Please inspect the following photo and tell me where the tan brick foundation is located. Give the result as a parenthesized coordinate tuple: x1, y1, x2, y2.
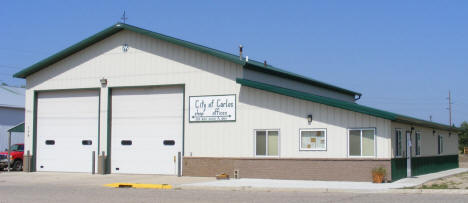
(183, 157, 392, 182)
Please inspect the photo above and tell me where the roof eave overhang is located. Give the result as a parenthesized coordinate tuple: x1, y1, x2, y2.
(236, 78, 394, 120)
(8, 122, 24, 133)
(13, 25, 123, 78)
(394, 116, 460, 132)
(13, 23, 360, 100)
(243, 62, 362, 98)
(236, 78, 458, 132)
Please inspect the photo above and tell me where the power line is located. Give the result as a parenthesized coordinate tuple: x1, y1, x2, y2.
(447, 91, 453, 126)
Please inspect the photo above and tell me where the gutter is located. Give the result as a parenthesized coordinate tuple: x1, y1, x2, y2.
(354, 94, 362, 101)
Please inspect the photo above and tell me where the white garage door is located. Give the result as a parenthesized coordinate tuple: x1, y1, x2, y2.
(111, 86, 183, 174)
(36, 90, 99, 172)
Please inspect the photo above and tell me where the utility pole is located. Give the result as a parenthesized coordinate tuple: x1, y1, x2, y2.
(447, 91, 452, 126)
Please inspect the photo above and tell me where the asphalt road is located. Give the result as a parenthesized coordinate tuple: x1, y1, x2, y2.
(0, 172, 468, 203)
(1, 183, 468, 203)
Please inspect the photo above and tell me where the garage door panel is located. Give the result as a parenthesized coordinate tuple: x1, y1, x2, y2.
(36, 90, 99, 173)
(111, 86, 182, 175)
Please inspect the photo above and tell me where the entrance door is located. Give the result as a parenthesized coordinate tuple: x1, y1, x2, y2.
(110, 86, 183, 174)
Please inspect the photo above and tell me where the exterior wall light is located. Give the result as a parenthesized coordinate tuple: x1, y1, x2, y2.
(307, 114, 313, 123)
(433, 129, 436, 136)
(100, 78, 107, 86)
(122, 43, 129, 52)
(411, 126, 415, 131)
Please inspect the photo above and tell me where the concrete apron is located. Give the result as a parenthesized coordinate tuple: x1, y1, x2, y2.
(1, 168, 467, 194)
(0, 172, 215, 187)
(179, 168, 468, 193)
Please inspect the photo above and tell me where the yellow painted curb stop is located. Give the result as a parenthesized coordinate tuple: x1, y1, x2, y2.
(104, 183, 173, 189)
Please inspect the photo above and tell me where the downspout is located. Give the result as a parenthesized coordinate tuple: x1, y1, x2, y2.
(407, 126, 415, 177)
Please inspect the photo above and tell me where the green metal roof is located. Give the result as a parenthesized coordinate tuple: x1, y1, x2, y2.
(243, 61, 361, 96)
(8, 123, 24, 133)
(13, 23, 360, 97)
(13, 23, 456, 131)
(236, 78, 459, 132)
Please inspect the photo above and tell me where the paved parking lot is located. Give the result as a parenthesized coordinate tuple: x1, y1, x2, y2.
(0, 171, 213, 186)
(1, 172, 468, 203)
(1, 184, 468, 203)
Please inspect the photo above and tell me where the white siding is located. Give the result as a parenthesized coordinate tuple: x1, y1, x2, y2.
(0, 107, 25, 151)
(390, 122, 458, 157)
(25, 30, 242, 158)
(24, 30, 392, 160)
(225, 87, 392, 158)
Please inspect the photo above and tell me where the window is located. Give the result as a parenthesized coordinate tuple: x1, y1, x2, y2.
(163, 140, 175, 145)
(348, 128, 375, 157)
(395, 129, 402, 157)
(255, 130, 279, 156)
(415, 132, 421, 156)
(121, 140, 132, 146)
(438, 135, 443, 154)
(300, 129, 327, 151)
(82, 140, 92, 145)
(45, 140, 55, 145)
(11, 144, 23, 152)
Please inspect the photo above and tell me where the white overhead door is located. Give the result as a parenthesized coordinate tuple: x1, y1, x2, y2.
(111, 86, 183, 174)
(36, 90, 99, 172)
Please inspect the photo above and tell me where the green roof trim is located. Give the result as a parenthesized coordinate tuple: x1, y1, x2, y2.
(237, 78, 396, 120)
(13, 25, 121, 78)
(244, 61, 361, 97)
(394, 115, 458, 132)
(8, 123, 24, 133)
(236, 78, 459, 132)
(13, 23, 360, 97)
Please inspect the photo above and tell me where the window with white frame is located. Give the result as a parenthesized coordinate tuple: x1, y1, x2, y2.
(255, 130, 279, 156)
(300, 129, 327, 151)
(395, 129, 402, 157)
(438, 134, 444, 154)
(415, 132, 421, 156)
(348, 128, 376, 157)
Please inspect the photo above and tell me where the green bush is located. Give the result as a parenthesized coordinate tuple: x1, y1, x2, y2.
(372, 166, 387, 176)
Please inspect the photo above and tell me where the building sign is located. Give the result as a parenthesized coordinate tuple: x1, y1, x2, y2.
(189, 95, 236, 122)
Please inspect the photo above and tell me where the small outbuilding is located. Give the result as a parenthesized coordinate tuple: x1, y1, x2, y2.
(14, 24, 459, 181)
(0, 85, 25, 151)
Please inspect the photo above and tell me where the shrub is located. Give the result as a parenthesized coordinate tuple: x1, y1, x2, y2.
(372, 167, 387, 176)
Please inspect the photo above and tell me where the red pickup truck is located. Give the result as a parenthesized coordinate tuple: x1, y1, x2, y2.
(0, 143, 24, 171)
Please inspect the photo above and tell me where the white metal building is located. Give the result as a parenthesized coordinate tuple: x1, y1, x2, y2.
(14, 24, 459, 181)
(0, 85, 25, 151)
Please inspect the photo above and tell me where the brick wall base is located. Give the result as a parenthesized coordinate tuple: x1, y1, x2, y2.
(183, 157, 392, 182)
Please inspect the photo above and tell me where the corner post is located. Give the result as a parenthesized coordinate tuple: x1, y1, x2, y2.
(406, 131, 412, 177)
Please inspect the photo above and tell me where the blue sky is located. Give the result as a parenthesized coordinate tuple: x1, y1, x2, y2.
(1, 1, 467, 126)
